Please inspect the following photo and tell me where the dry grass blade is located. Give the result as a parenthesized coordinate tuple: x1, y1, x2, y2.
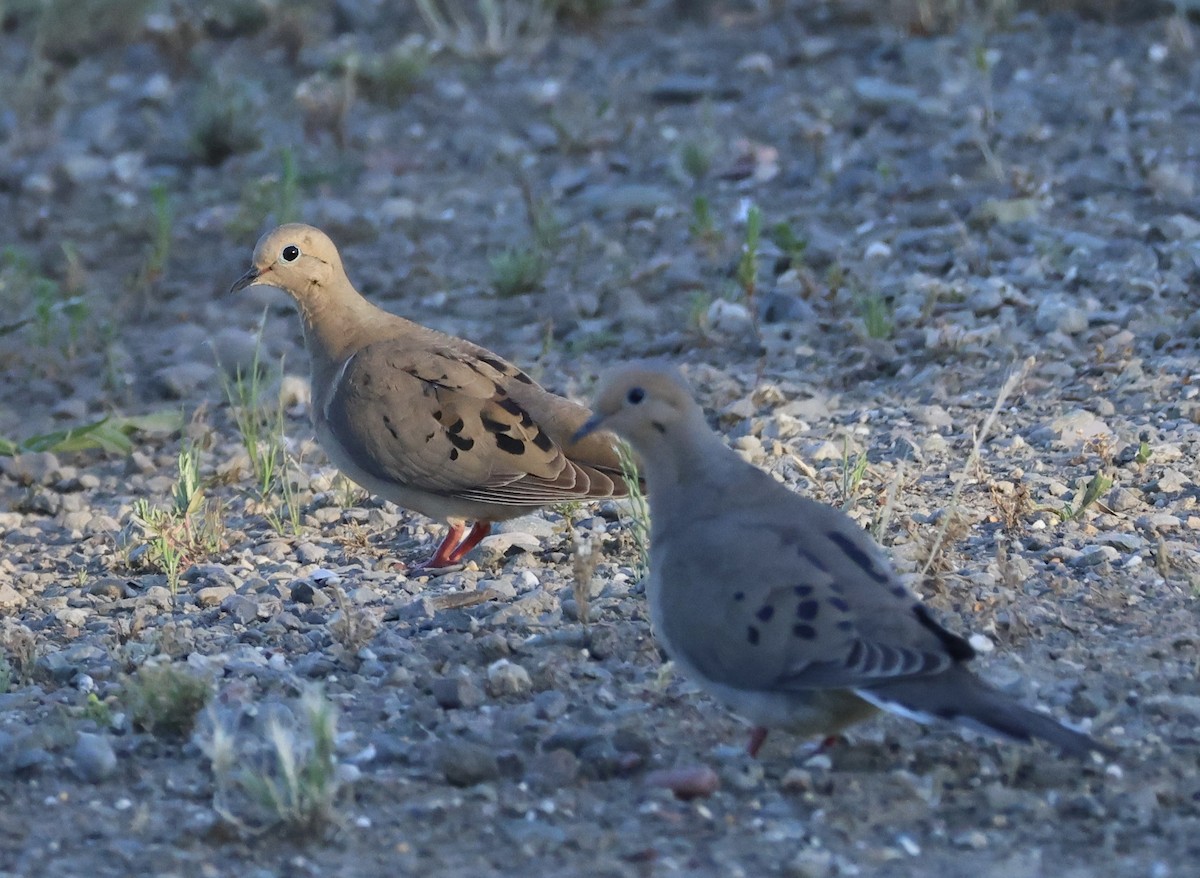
(416, 0, 558, 57)
(921, 356, 1034, 577)
(616, 440, 649, 579)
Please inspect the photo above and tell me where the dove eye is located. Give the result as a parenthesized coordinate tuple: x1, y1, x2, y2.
(627, 387, 645, 405)
(281, 245, 300, 262)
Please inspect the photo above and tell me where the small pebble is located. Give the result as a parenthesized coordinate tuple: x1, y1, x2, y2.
(70, 732, 117, 783)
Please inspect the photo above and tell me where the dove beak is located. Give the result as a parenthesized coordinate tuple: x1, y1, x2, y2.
(571, 414, 607, 445)
(228, 266, 262, 294)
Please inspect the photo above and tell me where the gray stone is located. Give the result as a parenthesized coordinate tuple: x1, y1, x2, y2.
(196, 585, 236, 607)
(139, 585, 175, 610)
(221, 594, 260, 625)
(1070, 545, 1118, 568)
(486, 659, 533, 698)
(1149, 468, 1190, 494)
(184, 564, 239, 589)
(523, 748, 579, 792)
(70, 732, 117, 783)
(1137, 513, 1182, 530)
(431, 675, 485, 710)
(649, 74, 732, 103)
(1033, 295, 1088, 335)
(477, 532, 542, 561)
(208, 326, 261, 376)
(1029, 410, 1110, 449)
(155, 362, 217, 398)
(53, 607, 89, 628)
(579, 184, 673, 218)
(1105, 487, 1142, 513)
(295, 542, 327, 564)
(0, 582, 26, 610)
(0, 452, 62, 486)
(533, 689, 568, 721)
(1094, 533, 1143, 553)
(439, 739, 500, 787)
(61, 154, 109, 185)
(85, 514, 121, 535)
(707, 299, 755, 338)
(496, 514, 556, 539)
(1145, 693, 1200, 721)
(853, 77, 921, 110)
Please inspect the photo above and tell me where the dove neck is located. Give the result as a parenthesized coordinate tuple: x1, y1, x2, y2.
(642, 417, 740, 509)
(297, 288, 395, 395)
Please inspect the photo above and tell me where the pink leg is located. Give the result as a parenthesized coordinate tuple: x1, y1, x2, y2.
(414, 522, 467, 570)
(444, 521, 491, 565)
(747, 729, 840, 760)
(795, 735, 842, 761)
(413, 521, 492, 570)
(747, 726, 769, 758)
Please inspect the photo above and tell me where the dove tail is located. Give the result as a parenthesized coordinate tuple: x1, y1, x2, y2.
(856, 666, 1114, 759)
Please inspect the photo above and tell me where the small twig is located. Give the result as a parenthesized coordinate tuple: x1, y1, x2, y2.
(921, 356, 1034, 577)
(875, 460, 905, 542)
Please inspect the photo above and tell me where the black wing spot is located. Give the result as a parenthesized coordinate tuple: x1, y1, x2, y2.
(756, 605, 775, 623)
(531, 429, 554, 452)
(733, 591, 745, 602)
(846, 640, 864, 668)
(495, 433, 525, 455)
(651, 421, 667, 435)
(432, 410, 443, 422)
(513, 371, 534, 385)
(795, 600, 820, 621)
(827, 597, 851, 613)
(449, 448, 459, 461)
(836, 620, 854, 632)
(447, 432, 475, 452)
(496, 396, 534, 426)
(479, 355, 508, 373)
(424, 432, 435, 442)
(797, 547, 830, 573)
(792, 624, 816, 640)
(747, 626, 760, 645)
(382, 415, 400, 441)
(826, 531, 890, 584)
(891, 585, 909, 598)
(793, 584, 814, 597)
(913, 604, 975, 661)
(481, 415, 508, 433)
(448, 417, 465, 434)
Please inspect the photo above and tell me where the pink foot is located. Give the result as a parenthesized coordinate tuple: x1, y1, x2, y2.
(411, 521, 492, 570)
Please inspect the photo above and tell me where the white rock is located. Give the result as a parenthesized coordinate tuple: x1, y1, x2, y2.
(707, 299, 755, 337)
(486, 659, 532, 697)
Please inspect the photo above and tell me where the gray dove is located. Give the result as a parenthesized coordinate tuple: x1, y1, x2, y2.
(575, 364, 1112, 759)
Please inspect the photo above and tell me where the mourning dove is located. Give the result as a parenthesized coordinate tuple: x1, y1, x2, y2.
(229, 224, 632, 569)
(575, 364, 1112, 759)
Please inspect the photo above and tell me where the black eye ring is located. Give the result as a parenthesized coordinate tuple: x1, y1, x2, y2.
(281, 245, 300, 262)
(627, 387, 645, 404)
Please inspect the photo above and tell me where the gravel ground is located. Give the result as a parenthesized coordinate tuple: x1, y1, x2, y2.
(1, 2, 1199, 876)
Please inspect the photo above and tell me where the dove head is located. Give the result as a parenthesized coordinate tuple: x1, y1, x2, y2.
(229, 224, 349, 307)
(574, 364, 702, 458)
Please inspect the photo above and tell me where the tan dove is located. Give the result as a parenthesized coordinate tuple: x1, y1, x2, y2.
(575, 364, 1112, 759)
(230, 223, 632, 569)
